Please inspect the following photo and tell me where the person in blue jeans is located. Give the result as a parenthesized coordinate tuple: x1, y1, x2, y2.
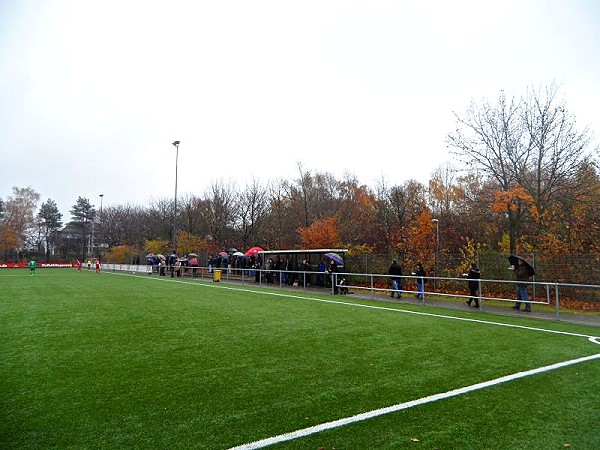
(511, 258, 532, 312)
(414, 263, 426, 300)
(388, 259, 403, 298)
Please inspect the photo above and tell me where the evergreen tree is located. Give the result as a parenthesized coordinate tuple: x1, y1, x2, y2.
(37, 199, 63, 262)
(70, 197, 96, 261)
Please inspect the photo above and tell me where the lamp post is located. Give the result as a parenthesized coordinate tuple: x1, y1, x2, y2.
(432, 218, 439, 289)
(90, 219, 94, 258)
(172, 140, 180, 252)
(98, 194, 103, 258)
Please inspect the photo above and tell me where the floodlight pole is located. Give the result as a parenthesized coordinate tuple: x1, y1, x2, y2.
(98, 194, 103, 258)
(172, 141, 180, 252)
(432, 218, 439, 289)
(90, 219, 94, 258)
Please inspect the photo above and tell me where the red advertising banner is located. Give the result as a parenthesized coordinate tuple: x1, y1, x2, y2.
(0, 262, 76, 269)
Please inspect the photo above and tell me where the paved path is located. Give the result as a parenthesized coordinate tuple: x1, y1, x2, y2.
(375, 293, 600, 328)
(186, 273, 600, 328)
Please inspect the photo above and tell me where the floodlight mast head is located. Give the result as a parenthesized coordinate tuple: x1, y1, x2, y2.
(172, 140, 180, 147)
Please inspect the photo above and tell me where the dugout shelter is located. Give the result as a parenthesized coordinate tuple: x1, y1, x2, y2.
(256, 248, 348, 268)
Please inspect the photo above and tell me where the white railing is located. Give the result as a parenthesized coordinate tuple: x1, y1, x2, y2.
(103, 264, 599, 321)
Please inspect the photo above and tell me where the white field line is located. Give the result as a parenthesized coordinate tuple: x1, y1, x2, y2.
(228, 352, 600, 450)
(106, 271, 600, 448)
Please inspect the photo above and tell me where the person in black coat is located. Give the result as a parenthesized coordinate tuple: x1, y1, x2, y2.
(388, 259, 403, 298)
(414, 263, 426, 300)
(328, 259, 339, 294)
(465, 263, 481, 307)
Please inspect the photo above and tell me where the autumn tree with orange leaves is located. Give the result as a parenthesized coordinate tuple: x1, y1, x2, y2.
(176, 230, 210, 256)
(490, 185, 538, 254)
(0, 224, 18, 260)
(297, 216, 341, 249)
(404, 209, 437, 273)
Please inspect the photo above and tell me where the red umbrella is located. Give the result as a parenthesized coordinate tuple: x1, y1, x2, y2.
(244, 246, 264, 257)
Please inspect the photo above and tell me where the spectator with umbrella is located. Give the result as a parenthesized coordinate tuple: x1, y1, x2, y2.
(327, 258, 339, 294)
(168, 252, 177, 277)
(244, 246, 264, 257)
(324, 253, 343, 294)
(509, 255, 535, 312)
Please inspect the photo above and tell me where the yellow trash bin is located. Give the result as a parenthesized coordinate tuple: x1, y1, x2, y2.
(213, 269, 222, 282)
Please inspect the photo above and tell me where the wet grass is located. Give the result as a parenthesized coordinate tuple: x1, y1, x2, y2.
(1, 269, 599, 449)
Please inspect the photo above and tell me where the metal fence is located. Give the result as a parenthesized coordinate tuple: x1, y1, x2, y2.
(104, 263, 600, 321)
(344, 252, 600, 287)
(146, 251, 600, 289)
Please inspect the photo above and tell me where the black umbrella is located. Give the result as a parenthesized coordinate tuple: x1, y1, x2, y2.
(508, 255, 535, 276)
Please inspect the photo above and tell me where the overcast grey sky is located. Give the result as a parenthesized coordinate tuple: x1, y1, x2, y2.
(1, 0, 599, 221)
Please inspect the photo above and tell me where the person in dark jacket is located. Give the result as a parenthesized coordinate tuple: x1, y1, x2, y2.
(413, 263, 427, 300)
(511, 258, 532, 312)
(328, 259, 339, 294)
(465, 263, 481, 307)
(388, 259, 403, 298)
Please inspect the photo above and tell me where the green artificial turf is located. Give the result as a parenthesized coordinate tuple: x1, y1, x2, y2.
(1, 269, 599, 449)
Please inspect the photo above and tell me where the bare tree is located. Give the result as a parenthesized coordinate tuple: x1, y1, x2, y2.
(371, 178, 427, 253)
(447, 91, 525, 254)
(428, 163, 461, 217)
(98, 206, 123, 248)
(235, 177, 269, 249)
(295, 162, 312, 227)
(178, 194, 209, 237)
(517, 82, 594, 217)
(203, 180, 237, 248)
(449, 84, 596, 254)
(145, 197, 174, 242)
(264, 179, 296, 249)
(291, 164, 342, 227)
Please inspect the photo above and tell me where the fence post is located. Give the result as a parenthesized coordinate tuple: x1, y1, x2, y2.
(532, 253, 536, 301)
(555, 283, 560, 318)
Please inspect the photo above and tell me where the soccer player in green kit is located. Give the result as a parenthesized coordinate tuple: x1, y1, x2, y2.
(29, 259, 36, 276)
